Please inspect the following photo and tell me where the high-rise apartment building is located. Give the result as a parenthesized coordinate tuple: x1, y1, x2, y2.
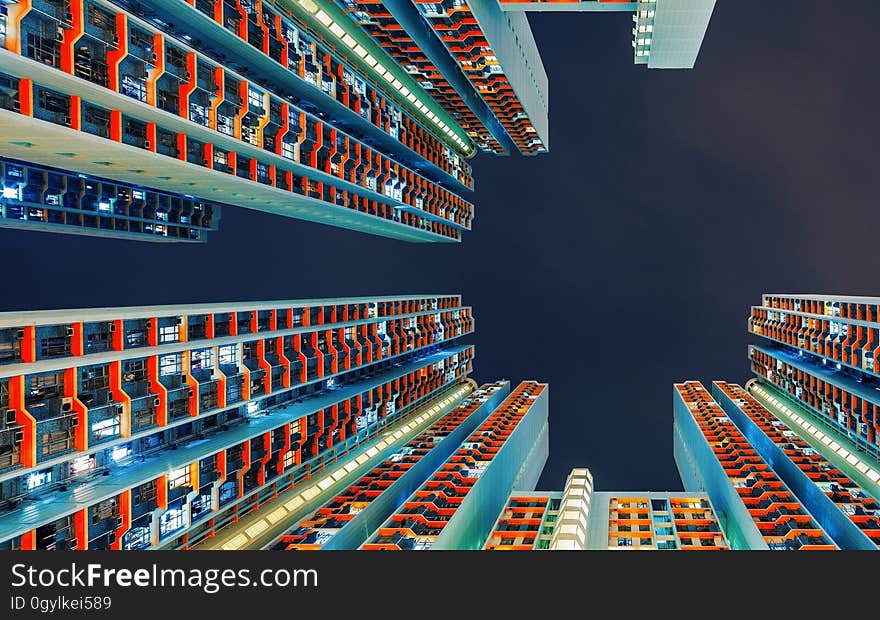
(669, 293, 880, 550)
(0, 0, 715, 241)
(483, 469, 729, 551)
(7, 291, 877, 553)
(0, 295, 475, 550)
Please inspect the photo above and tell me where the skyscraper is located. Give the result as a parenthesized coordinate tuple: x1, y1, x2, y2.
(0, 0, 715, 241)
(0, 295, 475, 550)
(669, 293, 880, 550)
(7, 291, 878, 552)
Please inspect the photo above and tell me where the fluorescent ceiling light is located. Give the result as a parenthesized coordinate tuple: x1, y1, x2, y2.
(315, 9, 332, 25)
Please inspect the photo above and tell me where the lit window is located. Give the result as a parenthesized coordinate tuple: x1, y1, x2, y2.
(159, 325, 179, 343)
(26, 470, 52, 489)
(218, 345, 238, 365)
(91, 417, 119, 439)
(191, 348, 214, 371)
(160, 354, 181, 377)
(159, 508, 185, 536)
(70, 454, 95, 474)
(168, 467, 191, 489)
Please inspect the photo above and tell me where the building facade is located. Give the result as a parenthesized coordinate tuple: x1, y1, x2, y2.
(483, 468, 729, 551)
(0, 0, 715, 241)
(7, 291, 878, 552)
(669, 293, 880, 551)
(0, 294, 475, 550)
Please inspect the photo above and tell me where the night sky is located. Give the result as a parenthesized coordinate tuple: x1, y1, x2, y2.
(1, 3, 877, 492)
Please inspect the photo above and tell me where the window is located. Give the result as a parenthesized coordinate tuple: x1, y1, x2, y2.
(122, 526, 150, 550)
(248, 89, 262, 109)
(26, 470, 52, 489)
(219, 345, 238, 365)
(159, 507, 184, 536)
(282, 450, 295, 469)
(191, 348, 214, 371)
(159, 325, 179, 344)
(91, 417, 119, 439)
(126, 330, 146, 347)
(168, 466, 191, 489)
(651, 499, 668, 512)
(70, 454, 95, 474)
(159, 354, 180, 377)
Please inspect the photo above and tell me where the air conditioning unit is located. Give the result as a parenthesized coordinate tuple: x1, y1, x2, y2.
(114, 516, 124, 529)
(13, 431, 23, 442)
(61, 397, 73, 412)
(143, 140, 151, 149)
(108, 323, 116, 332)
(70, 416, 79, 427)
(4, 409, 15, 425)
(153, 397, 161, 407)
(66, 327, 75, 337)
(146, 320, 153, 328)
(114, 404, 124, 415)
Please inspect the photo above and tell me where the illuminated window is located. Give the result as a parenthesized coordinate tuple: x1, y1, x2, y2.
(26, 470, 52, 489)
(168, 467, 191, 489)
(70, 454, 95, 474)
(191, 348, 214, 371)
(159, 354, 180, 377)
(159, 508, 184, 536)
(159, 325, 179, 343)
(91, 417, 119, 439)
(219, 345, 238, 365)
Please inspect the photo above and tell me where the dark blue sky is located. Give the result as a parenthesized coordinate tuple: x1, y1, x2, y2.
(1, 2, 876, 491)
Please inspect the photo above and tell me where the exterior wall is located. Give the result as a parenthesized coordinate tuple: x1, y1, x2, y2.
(200, 381, 478, 549)
(588, 491, 727, 550)
(548, 468, 592, 549)
(642, 0, 716, 69)
(0, 295, 474, 550)
(341, 0, 511, 153)
(433, 381, 548, 549)
(0, 157, 220, 242)
(483, 491, 560, 549)
(467, 1, 549, 151)
(273, 381, 510, 549)
(0, 0, 475, 241)
(673, 381, 835, 550)
(673, 382, 774, 550)
(361, 381, 548, 549)
(749, 294, 880, 456)
(713, 381, 879, 550)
